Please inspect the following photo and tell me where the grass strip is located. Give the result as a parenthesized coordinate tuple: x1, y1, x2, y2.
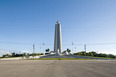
(28, 58, 93, 60)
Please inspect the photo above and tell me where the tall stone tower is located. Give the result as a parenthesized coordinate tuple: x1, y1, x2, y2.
(54, 21, 62, 55)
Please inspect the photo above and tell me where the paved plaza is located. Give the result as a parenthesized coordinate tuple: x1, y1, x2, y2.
(0, 60, 116, 77)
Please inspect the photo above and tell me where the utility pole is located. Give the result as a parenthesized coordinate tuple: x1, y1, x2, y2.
(33, 44, 35, 59)
(43, 43, 45, 55)
(72, 42, 73, 55)
(97, 51, 98, 57)
(75, 47, 76, 53)
(40, 47, 41, 53)
(84, 44, 86, 56)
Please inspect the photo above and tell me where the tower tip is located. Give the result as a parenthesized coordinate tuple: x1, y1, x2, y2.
(56, 21, 60, 23)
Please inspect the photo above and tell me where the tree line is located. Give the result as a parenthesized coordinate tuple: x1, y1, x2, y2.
(74, 51, 116, 58)
(2, 52, 43, 58)
(1, 48, 116, 59)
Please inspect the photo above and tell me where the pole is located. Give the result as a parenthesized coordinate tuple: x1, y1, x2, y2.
(33, 44, 35, 59)
(40, 47, 41, 53)
(72, 42, 73, 55)
(43, 43, 45, 55)
(84, 44, 86, 56)
(75, 47, 76, 53)
(97, 51, 98, 57)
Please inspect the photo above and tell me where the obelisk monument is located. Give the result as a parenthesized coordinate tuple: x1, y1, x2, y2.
(54, 21, 62, 55)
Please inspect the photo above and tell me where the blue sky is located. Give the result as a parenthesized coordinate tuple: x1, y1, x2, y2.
(0, 0, 116, 55)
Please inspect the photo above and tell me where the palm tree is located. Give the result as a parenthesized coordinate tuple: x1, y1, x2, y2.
(46, 48, 50, 53)
(23, 52, 26, 56)
(67, 48, 71, 53)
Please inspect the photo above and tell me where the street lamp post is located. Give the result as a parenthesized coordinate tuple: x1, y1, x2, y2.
(84, 44, 86, 56)
(33, 44, 35, 59)
(75, 47, 76, 54)
(43, 43, 45, 55)
(72, 42, 74, 55)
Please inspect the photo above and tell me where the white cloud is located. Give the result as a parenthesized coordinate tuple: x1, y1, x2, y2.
(20, 50, 32, 53)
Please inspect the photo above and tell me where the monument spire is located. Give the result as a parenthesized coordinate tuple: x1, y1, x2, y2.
(54, 21, 62, 55)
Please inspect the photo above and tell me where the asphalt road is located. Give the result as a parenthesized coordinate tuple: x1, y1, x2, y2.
(0, 60, 116, 77)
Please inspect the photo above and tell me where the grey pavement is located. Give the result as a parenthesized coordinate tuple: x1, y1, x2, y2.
(1, 55, 115, 60)
(0, 60, 116, 77)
